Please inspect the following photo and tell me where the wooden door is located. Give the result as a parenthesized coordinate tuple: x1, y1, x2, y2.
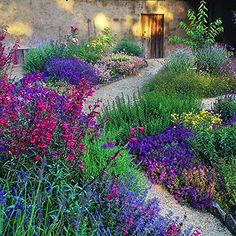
(141, 14, 164, 58)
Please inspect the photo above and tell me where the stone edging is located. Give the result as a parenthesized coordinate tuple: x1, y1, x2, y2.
(209, 203, 236, 235)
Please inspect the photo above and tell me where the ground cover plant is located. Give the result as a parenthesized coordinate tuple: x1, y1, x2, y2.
(44, 57, 98, 85)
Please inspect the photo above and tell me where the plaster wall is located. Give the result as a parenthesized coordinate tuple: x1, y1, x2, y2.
(0, 0, 190, 57)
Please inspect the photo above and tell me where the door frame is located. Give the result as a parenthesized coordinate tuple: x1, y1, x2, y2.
(141, 13, 164, 58)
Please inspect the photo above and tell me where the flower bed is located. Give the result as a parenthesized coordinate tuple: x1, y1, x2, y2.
(0, 30, 200, 235)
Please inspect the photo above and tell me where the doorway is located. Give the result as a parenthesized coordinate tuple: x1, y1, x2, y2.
(141, 14, 164, 58)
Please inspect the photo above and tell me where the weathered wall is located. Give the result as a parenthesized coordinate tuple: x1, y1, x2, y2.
(0, 0, 190, 57)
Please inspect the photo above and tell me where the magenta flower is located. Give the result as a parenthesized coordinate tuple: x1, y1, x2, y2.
(129, 128, 136, 135)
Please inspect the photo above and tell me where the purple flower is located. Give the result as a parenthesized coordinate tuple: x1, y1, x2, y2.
(101, 141, 116, 149)
(128, 124, 218, 208)
(44, 57, 98, 85)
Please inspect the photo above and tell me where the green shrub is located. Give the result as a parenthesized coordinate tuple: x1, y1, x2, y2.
(218, 159, 236, 210)
(81, 131, 145, 183)
(101, 92, 199, 143)
(195, 45, 231, 73)
(23, 42, 70, 74)
(166, 47, 196, 73)
(191, 124, 236, 163)
(169, 0, 224, 49)
(113, 37, 144, 57)
(213, 95, 236, 120)
(144, 68, 231, 98)
(69, 27, 116, 64)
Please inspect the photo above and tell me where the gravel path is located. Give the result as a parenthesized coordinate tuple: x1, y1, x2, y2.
(201, 94, 236, 110)
(147, 185, 231, 236)
(84, 59, 164, 111)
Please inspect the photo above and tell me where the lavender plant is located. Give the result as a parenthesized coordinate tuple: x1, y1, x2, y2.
(44, 57, 98, 85)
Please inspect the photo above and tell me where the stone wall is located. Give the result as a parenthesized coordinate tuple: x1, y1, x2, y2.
(0, 0, 190, 57)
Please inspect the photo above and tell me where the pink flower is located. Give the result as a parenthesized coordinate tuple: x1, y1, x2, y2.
(70, 25, 78, 33)
(113, 190, 119, 198)
(35, 155, 40, 161)
(22, 130, 27, 135)
(78, 163, 85, 170)
(79, 143, 84, 149)
(67, 154, 75, 161)
(62, 122, 69, 130)
(107, 193, 113, 200)
(128, 138, 138, 143)
(171, 224, 178, 234)
(138, 126, 144, 133)
(129, 128, 136, 135)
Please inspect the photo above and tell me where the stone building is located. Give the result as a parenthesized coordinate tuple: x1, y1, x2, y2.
(0, 0, 192, 59)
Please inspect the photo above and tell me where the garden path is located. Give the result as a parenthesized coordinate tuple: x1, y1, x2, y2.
(147, 184, 231, 236)
(84, 59, 165, 111)
(202, 94, 236, 110)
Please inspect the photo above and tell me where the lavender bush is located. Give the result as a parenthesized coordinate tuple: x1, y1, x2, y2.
(44, 57, 98, 85)
(195, 44, 232, 74)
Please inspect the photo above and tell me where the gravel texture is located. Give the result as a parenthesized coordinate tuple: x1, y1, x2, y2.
(147, 184, 232, 236)
(201, 94, 236, 110)
(84, 59, 165, 111)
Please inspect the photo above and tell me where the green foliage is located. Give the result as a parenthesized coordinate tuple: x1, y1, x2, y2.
(213, 95, 236, 120)
(166, 47, 196, 73)
(23, 42, 70, 74)
(81, 132, 145, 183)
(191, 124, 236, 163)
(195, 45, 231, 73)
(110, 53, 131, 62)
(144, 68, 232, 98)
(169, 0, 224, 49)
(113, 37, 144, 57)
(101, 92, 199, 143)
(218, 159, 236, 210)
(69, 27, 116, 64)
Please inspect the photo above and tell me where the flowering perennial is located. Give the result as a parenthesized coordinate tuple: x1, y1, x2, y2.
(128, 125, 220, 208)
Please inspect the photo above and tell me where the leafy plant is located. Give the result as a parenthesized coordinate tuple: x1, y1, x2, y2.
(68, 27, 116, 64)
(218, 159, 236, 211)
(213, 95, 236, 120)
(195, 44, 231, 73)
(166, 47, 196, 73)
(113, 37, 144, 57)
(23, 42, 70, 74)
(169, 0, 224, 49)
(190, 124, 236, 163)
